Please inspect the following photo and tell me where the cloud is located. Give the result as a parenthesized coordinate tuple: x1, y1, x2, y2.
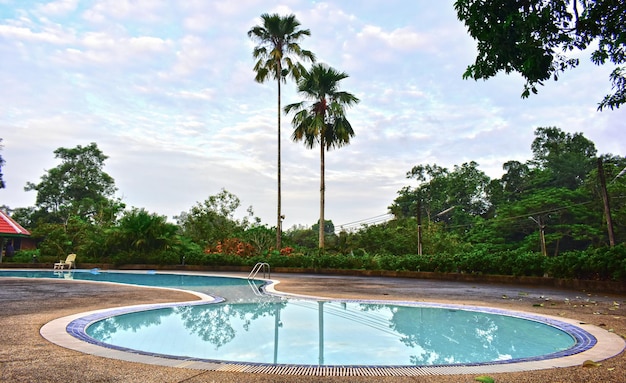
(0, 22, 71, 44)
(356, 25, 432, 56)
(81, 0, 169, 24)
(36, 0, 79, 16)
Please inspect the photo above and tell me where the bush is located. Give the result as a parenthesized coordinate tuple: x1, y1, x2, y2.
(5, 249, 40, 263)
(545, 250, 593, 279)
(589, 245, 626, 280)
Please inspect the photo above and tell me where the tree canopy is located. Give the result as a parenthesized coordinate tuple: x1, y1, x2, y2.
(391, 126, 625, 256)
(24, 143, 118, 223)
(175, 189, 253, 248)
(455, 0, 626, 110)
(3, 132, 625, 281)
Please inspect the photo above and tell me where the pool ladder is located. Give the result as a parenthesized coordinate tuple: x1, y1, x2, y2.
(248, 262, 270, 280)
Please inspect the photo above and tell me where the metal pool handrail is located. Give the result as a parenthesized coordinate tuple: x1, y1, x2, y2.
(248, 262, 270, 280)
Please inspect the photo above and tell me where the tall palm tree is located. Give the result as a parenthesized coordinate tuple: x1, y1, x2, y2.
(248, 14, 315, 250)
(284, 64, 359, 250)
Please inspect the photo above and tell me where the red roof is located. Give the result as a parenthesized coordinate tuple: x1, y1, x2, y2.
(0, 211, 31, 236)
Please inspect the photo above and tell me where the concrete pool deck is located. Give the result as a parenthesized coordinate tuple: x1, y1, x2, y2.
(1, 271, 626, 382)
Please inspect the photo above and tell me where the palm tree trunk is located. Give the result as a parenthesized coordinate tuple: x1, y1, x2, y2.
(319, 139, 325, 250)
(276, 76, 282, 250)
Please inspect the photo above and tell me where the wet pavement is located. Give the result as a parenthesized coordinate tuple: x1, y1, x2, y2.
(0, 270, 624, 382)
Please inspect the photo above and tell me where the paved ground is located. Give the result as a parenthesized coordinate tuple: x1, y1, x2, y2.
(1, 271, 625, 382)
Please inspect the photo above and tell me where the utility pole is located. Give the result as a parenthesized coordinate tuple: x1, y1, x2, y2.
(529, 216, 547, 256)
(416, 198, 422, 256)
(597, 158, 615, 247)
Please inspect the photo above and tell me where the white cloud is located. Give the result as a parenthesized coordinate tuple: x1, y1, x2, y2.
(37, 0, 79, 16)
(357, 25, 432, 54)
(82, 0, 168, 24)
(0, 22, 70, 44)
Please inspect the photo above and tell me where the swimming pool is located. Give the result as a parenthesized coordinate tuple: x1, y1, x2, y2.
(82, 298, 580, 366)
(1, 269, 619, 375)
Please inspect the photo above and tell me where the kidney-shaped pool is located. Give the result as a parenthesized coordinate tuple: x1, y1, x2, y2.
(2, 269, 619, 375)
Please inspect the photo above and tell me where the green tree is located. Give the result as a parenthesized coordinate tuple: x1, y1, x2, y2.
(391, 162, 491, 226)
(312, 219, 335, 236)
(111, 208, 179, 263)
(20, 143, 123, 259)
(499, 160, 533, 202)
(24, 143, 118, 223)
(479, 127, 606, 254)
(490, 186, 600, 255)
(530, 127, 597, 189)
(285, 64, 360, 250)
(455, 0, 626, 110)
(283, 224, 318, 250)
(175, 189, 251, 249)
(248, 13, 316, 250)
(584, 154, 626, 246)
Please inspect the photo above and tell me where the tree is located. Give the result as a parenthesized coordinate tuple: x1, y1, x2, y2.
(24, 143, 118, 224)
(248, 13, 316, 250)
(175, 189, 251, 248)
(392, 162, 490, 224)
(285, 63, 360, 250)
(113, 208, 179, 256)
(455, 0, 626, 110)
(500, 160, 533, 201)
(530, 127, 597, 189)
(312, 219, 335, 237)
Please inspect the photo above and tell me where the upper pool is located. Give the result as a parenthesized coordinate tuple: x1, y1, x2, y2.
(0, 269, 596, 368)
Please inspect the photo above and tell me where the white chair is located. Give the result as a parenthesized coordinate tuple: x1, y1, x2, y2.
(53, 253, 76, 270)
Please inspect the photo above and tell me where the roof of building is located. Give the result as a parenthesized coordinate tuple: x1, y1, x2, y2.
(0, 210, 31, 236)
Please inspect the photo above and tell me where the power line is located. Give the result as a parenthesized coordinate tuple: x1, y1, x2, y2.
(338, 213, 394, 231)
(336, 194, 626, 232)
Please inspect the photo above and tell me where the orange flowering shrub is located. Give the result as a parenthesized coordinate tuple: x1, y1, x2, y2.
(205, 238, 256, 257)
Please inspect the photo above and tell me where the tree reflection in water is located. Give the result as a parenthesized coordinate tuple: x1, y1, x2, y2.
(175, 300, 285, 349)
(88, 307, 175, 342)
(385, 305, 505, 365)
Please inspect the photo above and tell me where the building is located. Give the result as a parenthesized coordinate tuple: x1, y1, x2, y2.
(0, 210, 35, 261)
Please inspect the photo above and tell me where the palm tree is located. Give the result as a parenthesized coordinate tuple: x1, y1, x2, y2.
(248, 14, 315, 250)
(284, 64, 360, 250)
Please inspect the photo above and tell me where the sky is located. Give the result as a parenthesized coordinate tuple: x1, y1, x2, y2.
(1, 0, 624, 231)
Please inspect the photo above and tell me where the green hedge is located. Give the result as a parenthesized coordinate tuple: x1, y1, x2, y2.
(179, 245, 626, 281)
(13, 243, 623, 282)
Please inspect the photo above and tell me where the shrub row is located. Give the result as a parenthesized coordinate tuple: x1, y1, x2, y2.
(187, 244, 626, 281)
(7, 244, 625, 282)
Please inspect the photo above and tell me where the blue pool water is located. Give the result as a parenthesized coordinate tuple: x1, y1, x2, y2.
(0, 269, 264, 301)
(1, 269, 591, 367)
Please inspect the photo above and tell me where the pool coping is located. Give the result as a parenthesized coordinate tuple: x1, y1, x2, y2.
(37, 273, 626, 376)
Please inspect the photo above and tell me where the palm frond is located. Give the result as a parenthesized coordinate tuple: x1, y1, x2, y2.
(285, 63, 359, 151)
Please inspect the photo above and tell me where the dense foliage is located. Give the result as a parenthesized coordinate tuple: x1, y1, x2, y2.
(2, 133, 625, 281)
(455, 0, 626, 110)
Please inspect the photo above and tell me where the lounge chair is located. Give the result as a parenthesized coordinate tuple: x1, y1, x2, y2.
(54, 253, 76, 270)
